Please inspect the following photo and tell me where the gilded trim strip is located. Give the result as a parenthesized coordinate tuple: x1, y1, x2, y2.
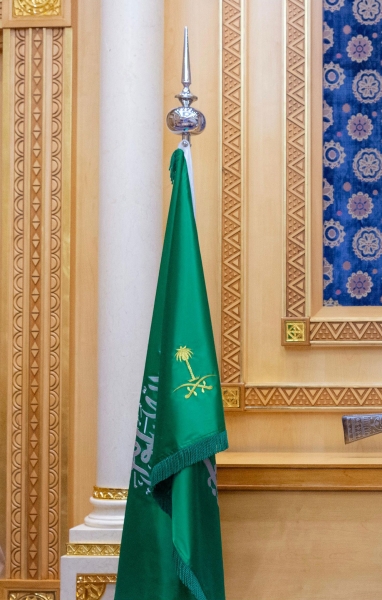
(93, 487, 128, 500)
(66, 544, 120, 556)
(221, 0, 243, 383)
(245, 386, 382, 409)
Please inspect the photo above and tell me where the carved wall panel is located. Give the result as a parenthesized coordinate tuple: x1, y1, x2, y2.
(1, 26, 71, 583)
(221, 0, 243, 384)
(245, 386, 382, 408)
(285, 0, 308, 319)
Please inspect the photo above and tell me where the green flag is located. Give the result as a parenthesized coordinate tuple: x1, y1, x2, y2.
(114, 147, 228, 600)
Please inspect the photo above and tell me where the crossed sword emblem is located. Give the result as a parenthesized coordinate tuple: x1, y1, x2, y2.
(173, 346, 215, 399)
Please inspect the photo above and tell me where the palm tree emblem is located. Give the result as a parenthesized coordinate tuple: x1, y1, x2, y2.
(174, 346, 215, 399)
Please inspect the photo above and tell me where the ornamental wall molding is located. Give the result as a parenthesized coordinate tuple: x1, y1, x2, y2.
(3, 26, 72, 580)
(221, 0, 243, 384)
(285, 0, 307, 319)
(245, 386, 382, 409)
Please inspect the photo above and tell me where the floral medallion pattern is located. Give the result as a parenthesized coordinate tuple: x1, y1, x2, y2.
(352, 226, 382, 259)
(346, 34, 373, 61)
(323, 0, 382, 305)
(352, 69, 382, 101)
(346, 112, 373, 139)
(353, 0, 382, 24)
(347, 191, 374, 218)
(346, 270, 373, 298)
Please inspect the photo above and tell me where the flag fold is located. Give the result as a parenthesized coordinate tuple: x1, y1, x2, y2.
(115, 148, 228, 600)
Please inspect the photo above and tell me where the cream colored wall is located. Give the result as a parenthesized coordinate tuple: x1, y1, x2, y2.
(164, 0, 221, 357)
(220, 490, 382, 600)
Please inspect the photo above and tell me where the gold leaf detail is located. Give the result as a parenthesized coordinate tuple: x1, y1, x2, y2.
(13, 0, 61, 17)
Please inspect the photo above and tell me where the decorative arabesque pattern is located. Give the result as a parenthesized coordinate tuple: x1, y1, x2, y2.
(222, 0, 242, 383)
(286, 0, 307, 317)
(10, 28, 26, 579)
(76, 576, 117, 600)
(246, 386, 382, 407)
(7, 27, 66, 581)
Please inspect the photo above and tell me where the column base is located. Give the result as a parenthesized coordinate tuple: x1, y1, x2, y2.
(84, 496, 126, 528)
(61, 555, 119, 600)
(60, 524, 123, 600)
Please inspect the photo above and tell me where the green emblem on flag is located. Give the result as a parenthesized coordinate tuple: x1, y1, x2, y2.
(114, 148, 228, 600)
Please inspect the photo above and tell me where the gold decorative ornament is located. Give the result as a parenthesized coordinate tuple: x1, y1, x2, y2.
(13, 0, 61, 17)
(222, 387, 241, 409)
(66, 544, 120, 556)
(221, 0, 243, 384)
(8, 594, 55, 600)
(286, 321, 306, 343)
(93, 486, 128, 500)
(76, 575, 117, 600)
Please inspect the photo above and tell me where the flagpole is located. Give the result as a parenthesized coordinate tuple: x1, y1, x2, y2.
(166, 26, 206, 145)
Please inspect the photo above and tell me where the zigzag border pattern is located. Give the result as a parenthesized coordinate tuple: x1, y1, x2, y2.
(221, 0, 242, 383)
(310, 321, 382, 343)
(246, 386, 382, 408)
(286, 0, 306, 317)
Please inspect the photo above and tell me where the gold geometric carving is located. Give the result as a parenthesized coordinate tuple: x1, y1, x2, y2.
(310, 321, 382, 344)
(93, 487, 128, 500)
(285, 0, 307, 318)
(4, 27, 70, 580)
(221, 0, 243, 383)
(67, 544, 120, 556)
(76, 575, 117, 600)
(8, 593, 56, 600)
(13, 0, 61, 17)
(222, 386, 241, 409)
(286, 321, 306, 342)
(246, 387, 382, 408)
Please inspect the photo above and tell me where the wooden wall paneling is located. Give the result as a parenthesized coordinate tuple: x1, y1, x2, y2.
(1, 25, 72, 590)
(69, 0, 100, 530)
(220, 491, 382, 600)
(217, 451, 382, 490)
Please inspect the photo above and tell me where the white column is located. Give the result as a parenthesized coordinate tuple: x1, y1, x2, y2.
(61, 1, 163, 594)
(85, 0, 164, 529)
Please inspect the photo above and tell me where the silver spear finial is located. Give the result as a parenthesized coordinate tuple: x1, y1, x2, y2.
(182, 26, 191, 87)
(166, 27, 206, 143)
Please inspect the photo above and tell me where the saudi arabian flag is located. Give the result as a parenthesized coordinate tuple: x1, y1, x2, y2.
(114, 146, 228, 600)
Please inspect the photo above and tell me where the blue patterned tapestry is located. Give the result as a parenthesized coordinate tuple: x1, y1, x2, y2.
(323, 0, 382, 305)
